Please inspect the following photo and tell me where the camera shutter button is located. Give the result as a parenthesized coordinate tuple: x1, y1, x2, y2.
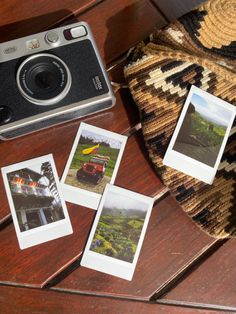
(45, 31, 59, 45)
(70, 26, 87, 38)
(0, 106, 12, 124)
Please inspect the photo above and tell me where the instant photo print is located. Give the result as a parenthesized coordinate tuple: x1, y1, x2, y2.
(61, 123, 127, 209)
(81, 184, 154, 281)
(163, 86, 236, 184)
(1, 154, 73, 249)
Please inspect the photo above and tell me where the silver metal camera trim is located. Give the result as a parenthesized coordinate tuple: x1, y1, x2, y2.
(16, 53, 72, 105)
(0, 22, 116, 140)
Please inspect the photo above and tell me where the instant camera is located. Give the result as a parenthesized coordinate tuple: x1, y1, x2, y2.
(0, 22, 115, 140)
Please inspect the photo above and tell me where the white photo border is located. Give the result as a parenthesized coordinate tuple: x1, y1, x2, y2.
(81, 184, 154, 281)
(163, 85, 236, 184)
(61, 122, 128, 210)
(1, 154, 73, 249)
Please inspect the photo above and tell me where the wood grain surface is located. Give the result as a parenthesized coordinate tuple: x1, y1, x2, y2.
(0, 88, 140, 221)
(162, 240, 236, 311)
(0, 0, 96, 26)
(77, 0, 166, 64)
(0, 206, 94, 287)
(0, 0, 166, 221)
(0, 285, 225, 314)
(115, 131, 164, 196)
(152, 0, 205, 21)
(0, 0, 97, 42)
(0, 131, 164, 287)
(53, 195, 215, 300)
(0, 0, 228, 312)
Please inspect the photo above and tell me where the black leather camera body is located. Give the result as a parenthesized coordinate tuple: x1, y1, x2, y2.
(0, 22, 115, 140)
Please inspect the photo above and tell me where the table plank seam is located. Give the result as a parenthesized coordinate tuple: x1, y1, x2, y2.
(0, 252, 83, 289)
(149, 0, 170, 23)
(150, 239, 227, 301)
(42, 189, 169, 289)
(49, 0, 105, 31)
(48, 238, 221, 301)
(50, 285, 162, 302)
(0, 1, 222, 311)
(156, 299, 236, 313)
(43, 254, 83, 289)
(5, 283, 227, 314)
(0, 127, 167, 288)
(74, 0, 104, 19)
(0, 282, 232, 312)
(0, 122, 165, 227)
(0, 214, 11, 229)
(43, 0, 105, 31)
(0, 281, 39, 289)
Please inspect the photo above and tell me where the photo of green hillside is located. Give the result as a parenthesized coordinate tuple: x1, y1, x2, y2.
(90, 192, 148, 263)
(173, 93, 232, 167)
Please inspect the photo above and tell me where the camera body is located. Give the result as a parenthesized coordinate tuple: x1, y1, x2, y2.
(0, 22, 115, 140)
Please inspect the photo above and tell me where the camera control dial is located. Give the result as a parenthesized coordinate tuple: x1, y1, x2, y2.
(45, 31, 59, 46)
(0, 106, 12, 124)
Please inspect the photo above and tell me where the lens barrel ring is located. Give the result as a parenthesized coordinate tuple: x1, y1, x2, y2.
(16, 53, 72, 105)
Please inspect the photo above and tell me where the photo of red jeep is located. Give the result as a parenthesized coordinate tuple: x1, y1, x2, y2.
(76, 154, 110, 185)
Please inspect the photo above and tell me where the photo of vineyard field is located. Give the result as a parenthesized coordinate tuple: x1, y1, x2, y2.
(173, 93, 232, 167)
(90, 192, 148, 263)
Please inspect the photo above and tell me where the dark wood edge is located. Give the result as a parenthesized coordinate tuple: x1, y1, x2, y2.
(50, 285, 151, 302)
(42, 188, 169, 288)
(47, 239, 234, 313)
(0, 281, 232, 313)
(0, 0, 167, 225)
(0, 150, 221, 298)
(0, 214, 12, 229)
(149, 0, 170, 22)
(0, 283, 227, 313)
(43, 0, 105, 30)
(150, 239, 226, 300)
(0, 122, 163, 227)
(43, 254, 83, 288)
(49, 238, 224, 303)
(156, 299, 236, 313)
(0, 3, 227, 309)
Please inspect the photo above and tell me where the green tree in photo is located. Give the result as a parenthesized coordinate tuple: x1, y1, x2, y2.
(191, 112, 226, 147)
(90, 208, 146, 263)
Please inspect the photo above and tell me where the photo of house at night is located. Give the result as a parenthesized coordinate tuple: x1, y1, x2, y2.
(7, 162, 65, 232)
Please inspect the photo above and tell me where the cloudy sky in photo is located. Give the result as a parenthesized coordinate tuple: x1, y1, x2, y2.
(191, 93, 233, 127)
(103, 190, 148, 212)
(81, 129, 122, 149)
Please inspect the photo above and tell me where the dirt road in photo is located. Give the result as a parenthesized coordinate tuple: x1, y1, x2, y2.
(65, 169, 110, 194)
(173, 142, 220, 167)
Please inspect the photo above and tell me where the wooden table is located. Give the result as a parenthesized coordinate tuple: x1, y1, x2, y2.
(0, 1, 235, 313)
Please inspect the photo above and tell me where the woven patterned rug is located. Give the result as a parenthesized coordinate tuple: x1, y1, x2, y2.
(124, 0, 236, 238)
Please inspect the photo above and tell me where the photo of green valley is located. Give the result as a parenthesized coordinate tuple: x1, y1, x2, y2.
(173, 93, 232, 167)
(90, 191, 148, 263)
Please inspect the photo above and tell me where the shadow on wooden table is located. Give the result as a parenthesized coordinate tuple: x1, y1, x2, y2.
(0, 9, 77, 43)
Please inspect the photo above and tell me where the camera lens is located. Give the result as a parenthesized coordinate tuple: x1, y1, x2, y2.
(34, 70, 56, 89)
(16, 53, 72, 105)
